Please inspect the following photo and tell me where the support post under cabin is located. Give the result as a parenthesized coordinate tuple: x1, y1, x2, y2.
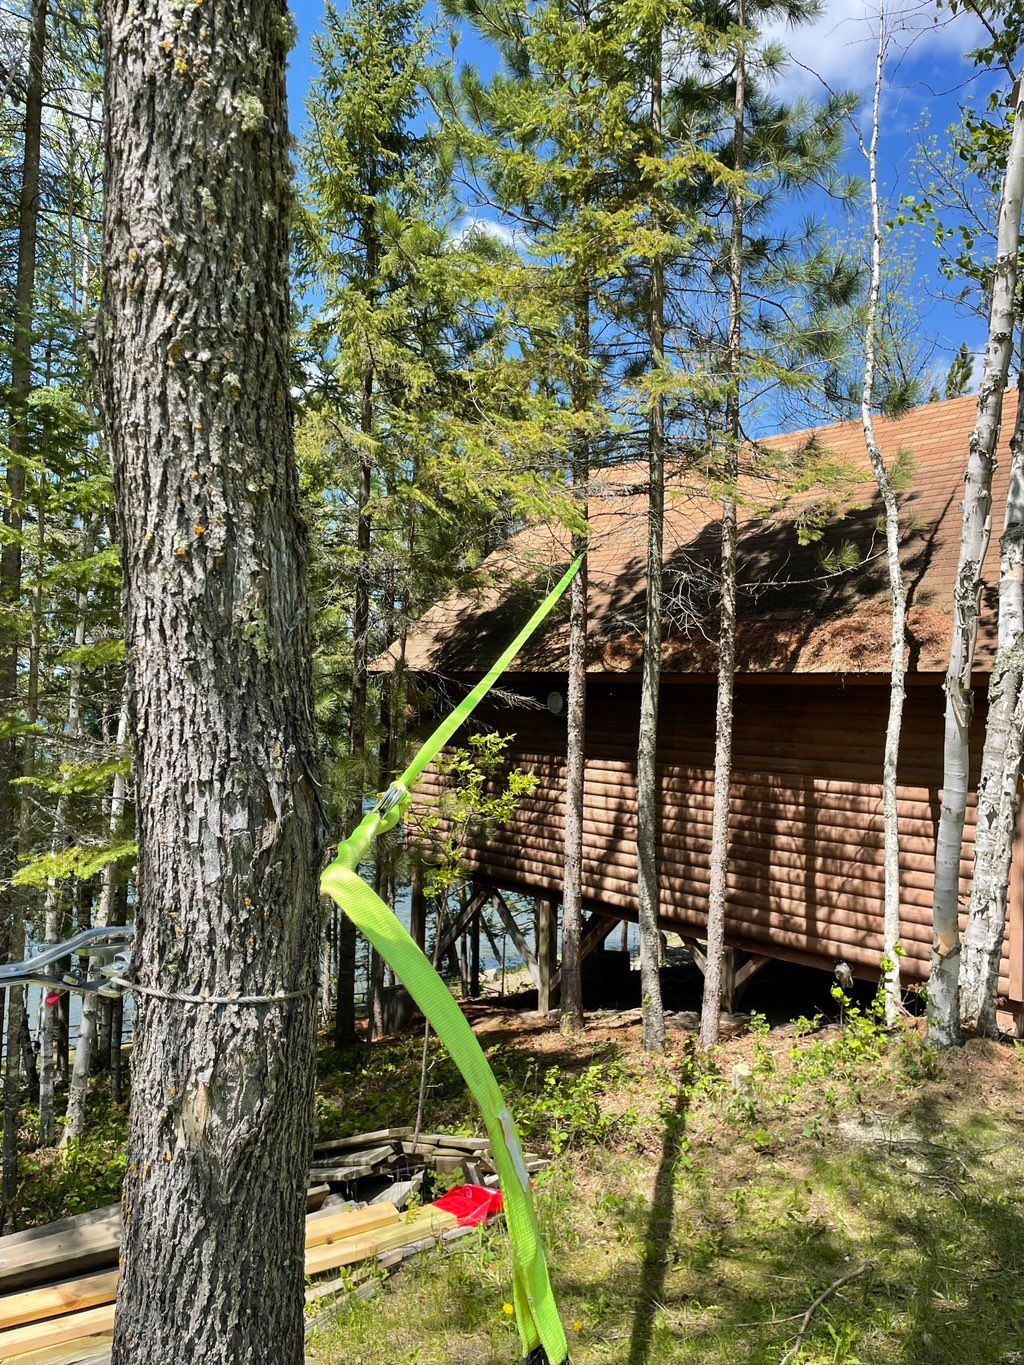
(410, 866, 427, 953)
(469, 913, 481, 999)
(537, 897, 558, 1015)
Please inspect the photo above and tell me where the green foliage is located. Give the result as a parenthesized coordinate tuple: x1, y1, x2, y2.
(411, 730, 538, 896)
(14, 1082, 128, 1228)
(511, 1058, 639, 1154)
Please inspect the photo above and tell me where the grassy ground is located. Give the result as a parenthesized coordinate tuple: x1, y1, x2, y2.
(309, 999, 1024, 1365)
(10, 984, 1024, 1363)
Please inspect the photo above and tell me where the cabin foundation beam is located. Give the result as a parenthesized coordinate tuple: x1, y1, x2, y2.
(536, 898, 558, 1015)
(683, 938, 769, 1014)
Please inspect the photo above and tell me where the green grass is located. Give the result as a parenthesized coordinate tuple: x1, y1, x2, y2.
(309, 1013, 1024, 1365)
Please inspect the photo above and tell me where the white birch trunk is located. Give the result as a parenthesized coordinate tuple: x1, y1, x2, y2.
(860, 10, 906, 1026)
(561, 288, 590, 1030)
(700, 0, 744, 1051)
(929, 74, 1024, 1047)
(636, 38, 667, 1054)
(62, 694, 130, 1145)
(960, 387, 1024, 1034)
(38, 532, 94, 1145)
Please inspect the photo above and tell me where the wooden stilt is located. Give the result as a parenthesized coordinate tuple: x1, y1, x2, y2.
(410, 868, 427, 953)
(721, 947, 736, 1015)
(537, 897, 557, 1015)
(684, 937, 768, 1013)
(469, 913, 481, 999)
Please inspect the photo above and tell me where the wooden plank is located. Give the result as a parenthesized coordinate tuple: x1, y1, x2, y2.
(312, 1129, 411, 1157)
(303, 1204, 399, 1251)
(0, 1206, 119, 1255)
(0, 1270, 118, 1332)
(310, 1144, 394, 1170)
(0, 1304, 115, 1358)
(4, 1332, 112, 1364)
(0, 1204, 400, 1339)
(303, 1206, 458, 1278)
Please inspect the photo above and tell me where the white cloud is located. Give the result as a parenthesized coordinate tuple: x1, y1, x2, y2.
(451, 216, 522, 251)
(761, 0, 985, 102)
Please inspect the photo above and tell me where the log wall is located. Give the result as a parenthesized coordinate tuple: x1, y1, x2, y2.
(414, 676, 1024, 1007)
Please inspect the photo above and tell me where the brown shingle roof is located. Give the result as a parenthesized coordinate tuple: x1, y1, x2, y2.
(387, 391, 1018, 678)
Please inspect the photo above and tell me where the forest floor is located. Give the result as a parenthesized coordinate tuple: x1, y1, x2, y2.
(12, 967, 1024, 1364)
(308, 986, 1024, 1365)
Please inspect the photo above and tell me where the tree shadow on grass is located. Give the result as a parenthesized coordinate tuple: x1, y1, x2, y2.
(627, 1048, 692, 1365)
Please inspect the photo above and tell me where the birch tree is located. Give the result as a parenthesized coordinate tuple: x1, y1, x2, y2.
(98, 0, 324, 1356)
(700, 0, 745, 1052)
(636, 27, 668, 1054)
(859, 7, 907, 1026)
(928, 71, 1024, 1048)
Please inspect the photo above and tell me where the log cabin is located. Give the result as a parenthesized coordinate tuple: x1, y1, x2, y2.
(384, 392, 1024, 1024)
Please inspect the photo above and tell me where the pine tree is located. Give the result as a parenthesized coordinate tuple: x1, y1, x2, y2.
(99, 0, 323, 1355)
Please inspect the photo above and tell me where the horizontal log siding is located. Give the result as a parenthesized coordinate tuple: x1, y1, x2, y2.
(414, 679, 1021, 1002)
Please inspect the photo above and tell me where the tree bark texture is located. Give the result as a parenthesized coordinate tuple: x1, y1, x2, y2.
(929, 74, 1024, 1047)
(700, 0, 745, 1051)
(961, 386, 1024, 1034)
(860, 9, 906, 1026)
(560, 286, 590, 1030)
(98, 0, 324, 1357)
(636, 39, 667, 1054)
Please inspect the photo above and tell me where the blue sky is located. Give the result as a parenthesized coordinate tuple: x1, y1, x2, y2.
(286, 0, 997, 435)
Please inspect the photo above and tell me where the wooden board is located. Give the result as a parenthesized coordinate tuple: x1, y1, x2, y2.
(0, 1204, 400, 1340)
(0, 1206, 120, 1255)
(312, 1128, 411, 1156)
(303, 1206, 458, 1277)
(0, 1303, 116, 1359)
(0, 1187, 331, 1295)
(0, 1269, 119, 1333)
(3, 1331, 112, 1364)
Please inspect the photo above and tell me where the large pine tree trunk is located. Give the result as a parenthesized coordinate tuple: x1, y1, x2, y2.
(960, 389, 1024, 1034)
(99, 0, 324, 1356)
(560, 287, 590, 1030)
(929, 75, 1024, 1047)
(861, 9, 906, 1026)
(636, 41, 667, 1054)
(700, 0, 744, 1051)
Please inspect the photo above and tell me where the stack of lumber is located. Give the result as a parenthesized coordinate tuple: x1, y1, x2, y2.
(0, 1199, 462, 1361)
(0, 1129, 530, 1361)
(311, 1127, 547, 1189)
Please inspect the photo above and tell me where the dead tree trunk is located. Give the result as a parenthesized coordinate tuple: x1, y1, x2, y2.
(961, 384, 1024, 1034)
(929, 73, 1024, 1048)
(700, 0, 745, 1051)
(99, 0, 325, 1355)
(636, 37, 667, 1054)
(860, 8, 906, 1026)
(560, 286, 590, 1030)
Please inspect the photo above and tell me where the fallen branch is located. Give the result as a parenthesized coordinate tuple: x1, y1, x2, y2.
(781, 1261, 874, 1364)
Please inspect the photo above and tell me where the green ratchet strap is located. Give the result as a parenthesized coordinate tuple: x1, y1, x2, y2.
(321, 558, 580, 1365)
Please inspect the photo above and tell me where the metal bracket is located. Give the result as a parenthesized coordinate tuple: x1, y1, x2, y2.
(0, 925, 135, 997)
